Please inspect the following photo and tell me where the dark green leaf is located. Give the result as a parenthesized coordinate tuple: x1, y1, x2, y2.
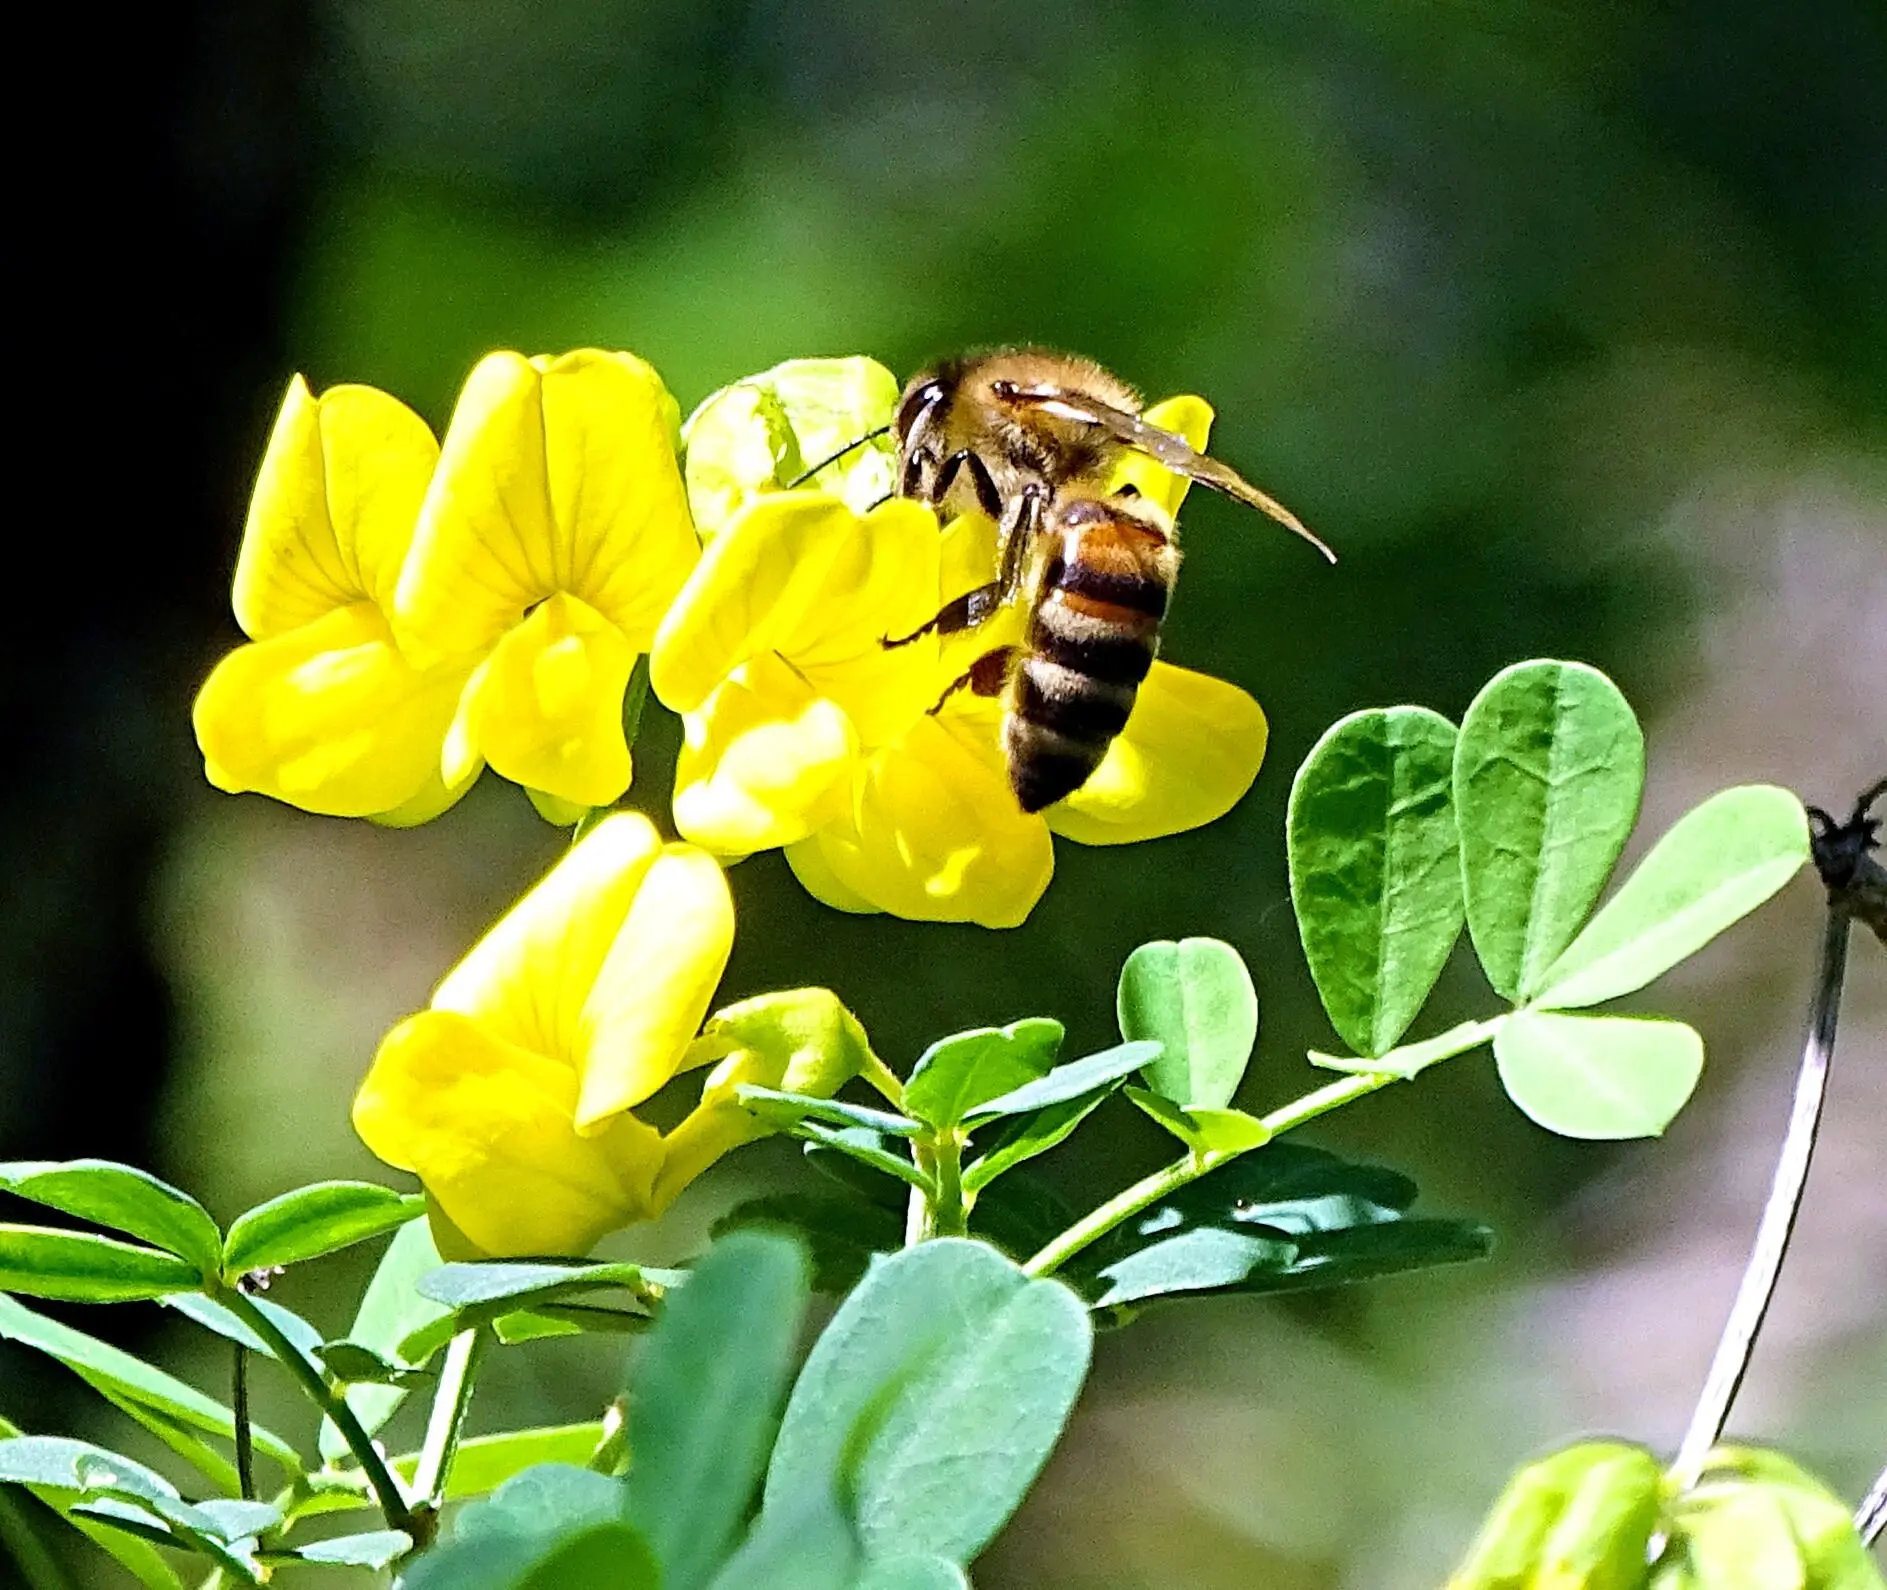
(625, 1232, 809, 1590)
(708, 1480, 857, 1590)
(192, 1498, 282, 1541)
(0, 1293, 300, 1475)
(491, 1303, 651, 1343)
(320, 1215, 449, 1462)
(1494, 1011, 1704, 1138)
(962, 1041, 1160, 1125)
(404, 1465, 657, 1590)
(221, 1183, 423, 1275)
(803, 1134, 908, 1208)
(856, 1557, 971, 1590)
(447, 1463, 624, 1546)
(712, 1194, 902, 1293)
(315, 1341, 431, 1385)
(0, 1161, 221, 1276)
(967, 1170, 1080, 1261)
(270, 1529, 413, 1568)
(1454, 661, 1645, 1002)
(1529, 785, 1811, 1010)
(1118, 938, 1260, 1107)
(0, 1418, 185, 1589)
(0, 1435, 182, 1505)
(162, 1291, 323, 1358)
(961, 1092, 1109, 1194)
(764, 1237, 1091, 1563)
(1288, 707, 1464, 1055)
(0, 1225, 202, 1302)
(790, 1123, 929, 1193)
(402, 1259, 674, 1361)
(902, 1019, 1064, 1128)
(733, 1087, 920, 1137)
(67, 1496, 181, 1547)
(300, 1426, 612, 1518)
(1067, 1145, 1492, 1307)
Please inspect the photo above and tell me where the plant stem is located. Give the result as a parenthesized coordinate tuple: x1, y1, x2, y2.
(411, 1327, 485, 1511)
(1667, 905, 1851, 1493)
(1855, 1460, 1886, 1547)
(927, 1132, 968, 1238)
(231, 1341, 253, 1501)
(219, 1288, 418, 1540)
(1024, 1067, 1408, 1278)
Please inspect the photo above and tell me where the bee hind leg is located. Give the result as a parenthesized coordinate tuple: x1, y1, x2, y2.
(881, 583, 1001, 648)
(929, 646, 1017, 713)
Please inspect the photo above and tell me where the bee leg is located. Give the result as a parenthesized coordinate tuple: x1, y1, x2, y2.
(901, 443, 937, 499)
(933, 450, 1004, 517)
(882, 583, 1001, 648)
(929, 646, 1017, 713)
(993, 483, 1046, 604)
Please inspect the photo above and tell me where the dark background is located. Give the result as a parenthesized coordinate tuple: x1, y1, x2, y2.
(6, 3, 1884, 1585)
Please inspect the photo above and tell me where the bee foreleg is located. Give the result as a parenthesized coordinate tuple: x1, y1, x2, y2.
(933, 450, 1004, 517)
(881, 583, 1002, 648)
(929, 646, 1017, 713)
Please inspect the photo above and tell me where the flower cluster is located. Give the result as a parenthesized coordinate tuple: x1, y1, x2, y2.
(197, 349, 1269, 927)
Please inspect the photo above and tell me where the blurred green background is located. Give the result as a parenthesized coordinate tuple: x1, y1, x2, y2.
(5, 1, 1884, 1585)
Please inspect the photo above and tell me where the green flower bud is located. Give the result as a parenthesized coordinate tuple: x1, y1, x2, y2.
(1448, 1441, 1663, 1590)
(1668, 1449, 1884, 1590)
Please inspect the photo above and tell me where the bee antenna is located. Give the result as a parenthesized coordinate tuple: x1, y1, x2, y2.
(785, 425, 894, 490)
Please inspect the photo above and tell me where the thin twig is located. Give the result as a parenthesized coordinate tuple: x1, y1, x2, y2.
(411, 1327, 485, 1511)
(1668, 902, 1851, 1492)
(231, 1340, 254, 1501)
(1856, 1460, 1886, 1547)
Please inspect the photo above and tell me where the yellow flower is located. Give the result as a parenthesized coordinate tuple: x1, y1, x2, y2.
(656, 396, 1269, 928)
(393, 350, 699, 815)
(192, 376, 480, 823)
(353, 813, 872, 1256)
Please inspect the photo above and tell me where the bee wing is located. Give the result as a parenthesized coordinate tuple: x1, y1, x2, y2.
(1000, 384, 1336, 563)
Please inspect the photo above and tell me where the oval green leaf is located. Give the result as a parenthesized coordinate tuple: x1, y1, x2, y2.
(625, 1233, 809, 1590)
(963, 1040, 1159, 1125)
(0, 1160, 221, 1276)
(1454, 660, 1646, 1002)
(1529, 785, 1811, 1010)
(0, 1225, 203, 1303)
(319, 1216, 449, 1462)
(764, 1238, 1091, 1564)
(1288, 707, 1463, 1056)
(903, 1019, 1064, 1128)
(222, 1182, 424, 1276)
(1494, 1010, 1704, 1138)
(1117, 939, 1259, 1106)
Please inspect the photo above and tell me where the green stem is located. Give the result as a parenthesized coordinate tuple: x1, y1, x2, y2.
(588, 1396, 630, 1476)
(926, 1132, 968, 1238)
(1024, 1019, 1505, 1278)
(219, 1288, 418, 1540)
(231, 1341, 253, 1501)
(620, 653, 652, 747)
(1668, 905, 1851, 1494)
(1855, 1460, 1885, 1547)
(411, 1327, 485, 1511)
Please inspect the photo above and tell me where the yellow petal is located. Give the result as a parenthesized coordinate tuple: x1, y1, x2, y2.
(233, 377, 439, 638)
(433, 811, 663, 1058)
(783, 837, 884, 915)
(1046, 661, 1268, 845)
(1110, 395, 1213, 519)
(457, 592, 637, 808)
(395, 349, 697, 662)
(193, 601, 474, 818)
(354, 1009, 660, 1257)
(650, 494, 941, 743)
(672, 653, 861, 855)
(799, 715, 1055, 928)
(575, 843, 735, 1131)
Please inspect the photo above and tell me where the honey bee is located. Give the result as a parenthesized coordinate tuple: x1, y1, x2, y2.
(887, 347, 1334, 813)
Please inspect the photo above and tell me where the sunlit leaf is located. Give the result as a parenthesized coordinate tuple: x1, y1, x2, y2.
(902, 1020, 1064, 1128)
(963, 1041, 1158, 1124)
(0, 1225, 204, 1303)
(1529, 785, 1811, 1010)
(733, 1087, 921, 1138)
(1494, 1011, 1704, 1139)
(269, 1528, 414, 1569)
(764, 1238, 1090, 1563)
(1117, 938, 1260, 1106)
(1454, 661, 1644, 1002)
(0, 1161, 222, 1277)
(1289, 707, 1463, 1055)
(222, 1183, 424, 1275)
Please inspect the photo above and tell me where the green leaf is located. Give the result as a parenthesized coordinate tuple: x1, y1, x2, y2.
(405, 1465, 658, 1590)
(0, 1435, 182, 1505)
(402, 1259, 672, 1359)
(708, 1480, 858, 1590)
(221, 1183, 423, 1275)
(733, 1087, 920, 1138)
(0, 1225, 204, 1302)
(624, 1232, 808, 1590)
(269, 1528, 413, 1569)
(962, 1041, 1159, 1125)
(961, 1092, 1110, 1195)
(491, 1303, 650, 1343)
(856, 1557, 972, 1590)
(192, 1498, 282, 1541)
(162, 1291, 324, 1358)
(1494, 1011, 1704, 1139)
(0, 1417, 184, 1589)
(1118, 938, 1260, 1106)
(315, 1341, 431, 1386)
(902, 1019, 1065, 1128)
(792, 1123, 929, 1193)
(320, 1215, 450, 1461)
(764, 1237, 1091, 1563)
(305, 1425, 614, 1519)
(0, 1293, 300, 1476)
(1122, 1088, 1271, 1155)
(1529, 785, 1812, 1010)
(0, 1161, 221, 1276)
(1068, 1145, 1493, 1307)
(1454, 661, 1646, 1002)
(966, 1170, 1081, 1261)
(712, 1194, 902, 1293)
(1288, 707, 1464, 1055)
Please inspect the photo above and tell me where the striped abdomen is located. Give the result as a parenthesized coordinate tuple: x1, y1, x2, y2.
(1004, 499, 1177, 813)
